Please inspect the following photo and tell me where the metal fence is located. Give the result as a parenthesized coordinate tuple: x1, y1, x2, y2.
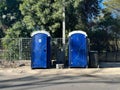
(98, 40, 120, 62)
(0, 38, 32, 61)
(0, 38, 120, 62)
(99, 51, 120, 62)
(0, 38, 68, 61)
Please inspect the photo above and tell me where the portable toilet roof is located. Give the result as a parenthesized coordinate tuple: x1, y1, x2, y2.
(31, 30, 51, 37)
(68, 30, 87, 37)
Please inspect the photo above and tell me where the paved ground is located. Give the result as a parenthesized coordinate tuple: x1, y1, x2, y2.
(1, 74, 120, 90)
(0, 66, 120, 90)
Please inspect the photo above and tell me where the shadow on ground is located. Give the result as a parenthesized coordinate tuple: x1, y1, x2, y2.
(0, 71, 120, 90)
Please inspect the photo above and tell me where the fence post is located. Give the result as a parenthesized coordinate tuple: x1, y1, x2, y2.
(19, 38, 22, 60)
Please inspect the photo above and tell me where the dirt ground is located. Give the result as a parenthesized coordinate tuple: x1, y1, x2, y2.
(1, 66, 120, 77)
(1, 60, 120, 78)
(0, 60, 30, 68)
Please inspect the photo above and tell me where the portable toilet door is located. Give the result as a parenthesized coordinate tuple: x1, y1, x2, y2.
(31, 31, 51, 68)
(68, 31, 88, 68)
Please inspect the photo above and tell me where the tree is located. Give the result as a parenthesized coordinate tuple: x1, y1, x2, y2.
(20, 0, 63, 37)
(81, 0, 102, 28)
(0, 0, 7, 37)
(0, 0, 22, 27)
(1, 21, 30, 60)
(20, 0, 102, 37)
(4, 21, 30, 38)
(89, 11, 120, 51)
(103, 0, 120, 12)
(65, 0, 85, 32)
(0, 0, 23, 38)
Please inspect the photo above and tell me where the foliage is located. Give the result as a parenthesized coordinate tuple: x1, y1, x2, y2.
(0, 28, 5, 38)
(65, 0, 82, 31)
(89, 12, 120, 51)
(4, 21, 31, 38)
(20, 0, 63, 37)
(103, 0, 120, 12)
(0, 0, 22, 27)
(20, 0, 102, 37)
(81, 0, 102, 27)
(2, 38, 20, 60)
(2, 21, 30, 60)
(0, 0, 23, 38)
(89, 30, 110, 51)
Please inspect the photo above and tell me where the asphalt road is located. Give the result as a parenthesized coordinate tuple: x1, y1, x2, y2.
(0, 74, 120, 90)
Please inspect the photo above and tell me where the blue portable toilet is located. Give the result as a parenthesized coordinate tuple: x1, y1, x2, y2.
(68, 31, 88, 68)
(31, 31, 51, 68)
